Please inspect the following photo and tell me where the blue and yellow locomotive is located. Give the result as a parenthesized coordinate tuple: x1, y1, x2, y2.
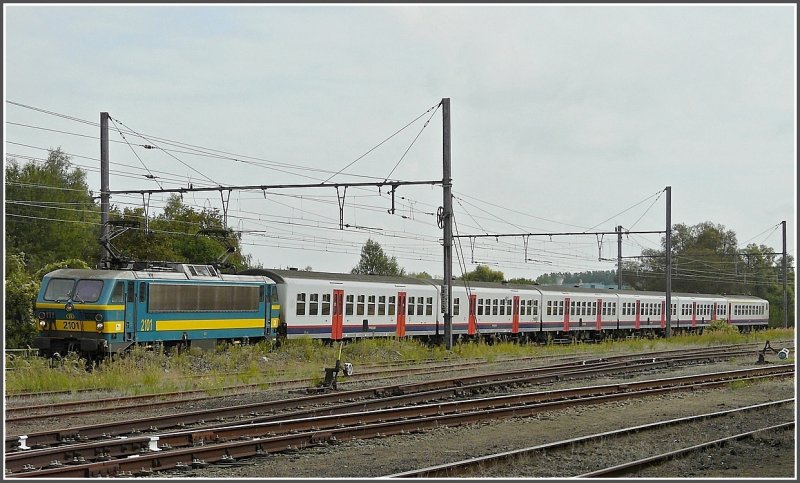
(33, 264, 281, 358)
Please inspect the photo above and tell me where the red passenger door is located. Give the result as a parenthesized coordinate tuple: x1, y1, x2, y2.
(563, 297, 570, 331)
(332, 290, 344, 340)
(396, 292, 407, 337)
(691, 301, 697, 327)
(634, 300, 641, 330)
(468, 294, 477, 335)
(660, 301, 666, 328)
(596, 298, 603, 330)
(512, 296, 520, 334)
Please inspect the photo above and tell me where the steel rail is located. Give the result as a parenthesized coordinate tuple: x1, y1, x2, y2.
(7, 369, 793, 478)
(5, 341, 783, 400)
(5, 366, 793, 474)
(578, 422, 796, 478)
(4, 358, 515, 422)
(4, 348, 777, 452)
(385, 399, 795, 477)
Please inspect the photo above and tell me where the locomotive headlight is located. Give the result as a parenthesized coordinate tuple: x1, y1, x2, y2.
(37, 311, 46, 320)
(95, 313, 104, 322)
(96, 322, 104, 331)
(39, 320, 47, 328)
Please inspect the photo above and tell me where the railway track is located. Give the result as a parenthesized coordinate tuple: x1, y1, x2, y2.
(385, 399, 795, 477)
(5, 342, 777, 423)
(7, 339, 789, 400)
(5, 365, 793, 477)
(5, 343, 771, 448)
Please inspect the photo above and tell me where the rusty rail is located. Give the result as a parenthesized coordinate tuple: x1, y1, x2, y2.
(5, 366, 793, 477)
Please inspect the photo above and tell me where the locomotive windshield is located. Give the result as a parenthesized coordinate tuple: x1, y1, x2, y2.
(73, 280, 104, 303)
(43, 278, 75, 301)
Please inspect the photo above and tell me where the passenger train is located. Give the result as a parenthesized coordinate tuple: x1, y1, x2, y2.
(32, 264, 770, 358)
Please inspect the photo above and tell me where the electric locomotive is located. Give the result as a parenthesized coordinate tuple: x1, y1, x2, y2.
(33, 264, 281, 358)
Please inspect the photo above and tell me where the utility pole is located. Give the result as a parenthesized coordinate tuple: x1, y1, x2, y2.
(782, 220, 787, 329)
(100, 112, 110, 268)
(665, 186, 672, 338)
(442, 98, 453, 350)
(617, 225, 623, 289)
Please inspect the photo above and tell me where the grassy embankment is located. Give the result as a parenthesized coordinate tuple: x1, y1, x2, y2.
(4, 328, 794, 396)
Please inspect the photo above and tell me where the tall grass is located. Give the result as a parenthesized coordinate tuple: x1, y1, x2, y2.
(5, 328, 793, 394)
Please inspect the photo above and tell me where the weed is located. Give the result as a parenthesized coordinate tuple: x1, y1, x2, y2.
(5, 328, 793, 394)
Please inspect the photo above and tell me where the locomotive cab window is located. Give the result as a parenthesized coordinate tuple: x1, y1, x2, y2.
(44, 278, 75, 301)
(74, 280, 103, 303)
(111, 282, 125, 303)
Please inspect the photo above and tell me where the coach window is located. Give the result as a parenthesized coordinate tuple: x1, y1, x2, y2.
(426, 297, 433, 316)
(533, 300, 539, 316)
(357, 295, 365, 316)
(478, 299, 484, 316)
(408, 297, 416, 316)
(492, 299, 498, 316)
(453, 298, 460, 316)
(309, 294, 319, 316)
(558, 300, 564, 316)
(500, 300, 506, 316)
(388, 296, 396, 316)
(546, 301, 552, 316)
(368, 295, 376, 316)
(507, 299, 512, 315)
(570, 301, 575, 316)
(296, 293, 307, 316)
(417, 298, 424, 316)
(345, 295, 354, 316)
(322, 294, 331, 316)
(378, 296, 386, 316)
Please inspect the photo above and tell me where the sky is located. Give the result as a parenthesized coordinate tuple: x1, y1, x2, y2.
(3, 4, 796, 281)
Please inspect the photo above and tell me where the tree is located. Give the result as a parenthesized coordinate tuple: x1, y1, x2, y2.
(508, 277, 537, 285)
(459, 265, 504, 283)
(408, 271, 433, 279)
(535, 270, 616, 286)
(621, 221, 794, 327)
(108, 194, 251, 272)
(351, 239, 405, 276)
(5, 251, 40, 348)
(5, 150, 101, 271)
